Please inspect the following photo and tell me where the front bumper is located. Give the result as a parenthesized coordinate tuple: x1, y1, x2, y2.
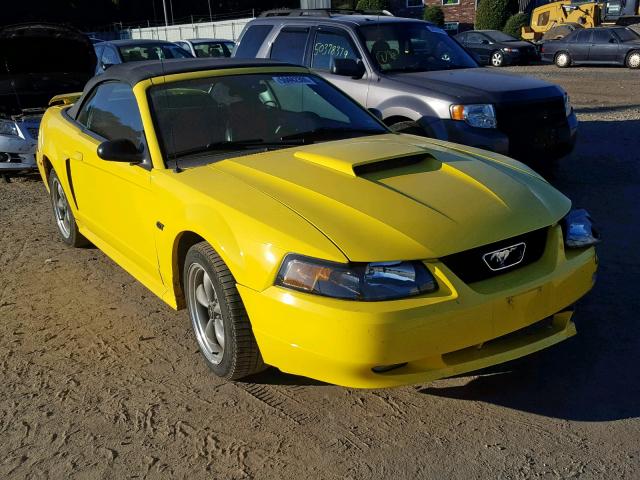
(0, 121, 39, 172)
(239, 226, 597, 388)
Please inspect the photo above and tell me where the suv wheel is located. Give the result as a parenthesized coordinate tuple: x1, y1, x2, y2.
(491, 51, 505, 67)
(184, 242, 264, 380)
(626, 51, 640, 69)
(555, 51, 571, 68)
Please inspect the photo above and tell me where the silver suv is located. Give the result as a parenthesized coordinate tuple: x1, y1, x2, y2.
(234, 10, 577, 162)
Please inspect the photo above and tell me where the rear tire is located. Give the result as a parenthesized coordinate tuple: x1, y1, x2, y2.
(184, 242, 264, 380)
(49, 170, 88, 247)
(491, 51, 505, 67)
(626, 51, 640, 69)
(555, 51, 571, 68)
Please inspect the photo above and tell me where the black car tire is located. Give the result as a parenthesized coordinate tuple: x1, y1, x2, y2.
(184, 242, 264, 380)
(555, 51, 572, 68)
(389, 120, 430, 137)
(490, 51, 505, 67)
(49, 170, 88, 247)
(626, 51, 640, 69)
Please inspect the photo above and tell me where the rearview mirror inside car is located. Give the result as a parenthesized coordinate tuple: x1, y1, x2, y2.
(97, 139, 144, 164)
(331, 58, 366, 79)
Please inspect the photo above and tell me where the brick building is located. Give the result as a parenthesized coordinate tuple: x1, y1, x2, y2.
(423, 0, 477, 32)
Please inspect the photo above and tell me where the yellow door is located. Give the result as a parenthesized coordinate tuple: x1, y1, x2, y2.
(69, 81, 162, 289)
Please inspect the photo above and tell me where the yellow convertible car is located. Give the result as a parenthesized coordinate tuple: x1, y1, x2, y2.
(37, 59, 599, 388)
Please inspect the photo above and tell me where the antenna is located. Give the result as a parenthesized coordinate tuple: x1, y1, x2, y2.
(158, 44, 182, 173)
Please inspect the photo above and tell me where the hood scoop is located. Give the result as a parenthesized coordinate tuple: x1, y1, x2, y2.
(293, 138, 432, 177)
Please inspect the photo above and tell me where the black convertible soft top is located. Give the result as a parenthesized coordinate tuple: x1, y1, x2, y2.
(67, 58, 297, 118)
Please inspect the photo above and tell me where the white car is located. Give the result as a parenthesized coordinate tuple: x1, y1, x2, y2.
(174, 38, 235, 58)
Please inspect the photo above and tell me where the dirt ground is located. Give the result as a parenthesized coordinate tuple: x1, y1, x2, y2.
(1, 65, 639, 479)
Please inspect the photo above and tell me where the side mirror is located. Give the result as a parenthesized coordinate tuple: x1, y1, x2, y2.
(97, 139, 144, 164)
(368, 108, 383, 121)
(481, 39, 491, 45)
(331, 58, 366, 79)
(101, 62, 114, 71)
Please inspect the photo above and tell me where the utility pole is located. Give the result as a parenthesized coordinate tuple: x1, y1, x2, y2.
(162, 0, 169, 26)
(207, 0, 213, 22)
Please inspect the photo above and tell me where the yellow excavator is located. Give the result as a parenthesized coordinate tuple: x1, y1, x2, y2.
(522, 1, 640, 42)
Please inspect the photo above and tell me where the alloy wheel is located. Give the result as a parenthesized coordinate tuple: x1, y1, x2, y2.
(187, 262, 225, 365)
(52, 177, 71, 238)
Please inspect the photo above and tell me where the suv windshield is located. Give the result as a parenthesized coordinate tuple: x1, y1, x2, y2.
(119, 43, 191, 62)
(359, 22, 477, 73)
(149, 72, 386, 166)
(485, 31, 518, 43)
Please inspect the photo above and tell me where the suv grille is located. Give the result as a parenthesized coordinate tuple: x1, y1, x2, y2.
(495, 98, 566, 158)
(440, 228, 548, 284)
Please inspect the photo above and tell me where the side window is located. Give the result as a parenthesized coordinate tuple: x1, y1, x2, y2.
(76, 82, 145, 150)
(234, 25, 273, 58)
(575, 30, 592, 43)
(592, 30, 613, 44)
(101, 46, 119, 65)
(268, 78, 349, 123)
(311, 29, 361, 70)
(270, 27, 310, 65)
(466, 33, 484, 44)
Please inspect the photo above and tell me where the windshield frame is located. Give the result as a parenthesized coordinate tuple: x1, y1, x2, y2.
(146, 70, 389, 170)
(357, 21, 479, 74)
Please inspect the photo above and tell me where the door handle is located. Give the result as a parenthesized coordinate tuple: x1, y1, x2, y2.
(70, 151, 83, 162)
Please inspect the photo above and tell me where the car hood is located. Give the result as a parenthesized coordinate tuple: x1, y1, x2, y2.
(0, 23, 96, 116)
(386, 68, 563, 104)
(210, 134, 570, 261)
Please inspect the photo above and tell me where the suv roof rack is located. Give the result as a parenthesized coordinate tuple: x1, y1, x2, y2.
(259, 9, 394, 18)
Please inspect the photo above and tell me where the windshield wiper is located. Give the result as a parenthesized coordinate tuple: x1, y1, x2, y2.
(281, 127, 385, 142)
(170, 138, 305, 159)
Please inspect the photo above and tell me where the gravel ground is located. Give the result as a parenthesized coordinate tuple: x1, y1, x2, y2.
(1, 64, 639, 479)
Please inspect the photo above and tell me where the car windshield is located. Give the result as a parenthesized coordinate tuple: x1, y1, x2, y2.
(614, 28, 640, 42)
(149, 72, 387, 166)
(193, 41, 232, 58)
(485, 31, 518, 43)
(359, 22, 477, 73)
(118, 43, 192, 62)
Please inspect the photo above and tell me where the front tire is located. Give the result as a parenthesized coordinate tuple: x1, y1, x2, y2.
(626, 51, 640, 69)
(184, 242, 263, 380)
(555, 51, 571, 68)
(491, 51, 505, 67)
(49, 170, 87, 247)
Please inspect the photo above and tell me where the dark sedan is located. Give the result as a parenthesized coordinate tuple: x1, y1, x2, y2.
(93, 39, 193, 75)
(455, 30, 538, 67)
(541, 27, 640, 68)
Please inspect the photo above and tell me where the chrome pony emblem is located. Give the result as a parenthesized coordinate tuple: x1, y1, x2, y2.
(482, 242, 527, 271)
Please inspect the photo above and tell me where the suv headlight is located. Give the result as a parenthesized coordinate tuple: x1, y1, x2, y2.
(562, 209, 600, 248)
(275, 255, 438, 301)
(0, 119, 19, 137)
(450, 104, 497, 129)
(564, 92, 572, 117)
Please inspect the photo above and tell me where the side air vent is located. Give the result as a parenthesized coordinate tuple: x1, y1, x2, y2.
(353, 154, 430, 176)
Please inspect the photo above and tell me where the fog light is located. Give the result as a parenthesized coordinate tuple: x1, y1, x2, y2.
(372, 363, 407, 373)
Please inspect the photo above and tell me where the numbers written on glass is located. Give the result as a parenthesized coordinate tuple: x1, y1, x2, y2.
(314, 42, 352, 59)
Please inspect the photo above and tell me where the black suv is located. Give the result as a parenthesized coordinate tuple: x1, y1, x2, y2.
(233, 9, 578, 162)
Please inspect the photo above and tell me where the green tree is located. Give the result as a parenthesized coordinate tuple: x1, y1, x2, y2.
(475, 0, 518, 31)
(423, 6, 445, 27)
(355, 0, 388, 11)
(502, 12, 530, 39)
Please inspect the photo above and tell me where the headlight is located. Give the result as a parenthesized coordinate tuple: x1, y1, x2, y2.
(450, 104, 497, 129)
(0, 119, 19, 137)
(562, 209, 600, 248)
(275, 255, 438, 301)
(564, 92, 572, 117)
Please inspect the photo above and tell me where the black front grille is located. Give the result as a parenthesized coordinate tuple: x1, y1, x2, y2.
(440, 228, 548, 284)
(495, 98, 567, 158)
